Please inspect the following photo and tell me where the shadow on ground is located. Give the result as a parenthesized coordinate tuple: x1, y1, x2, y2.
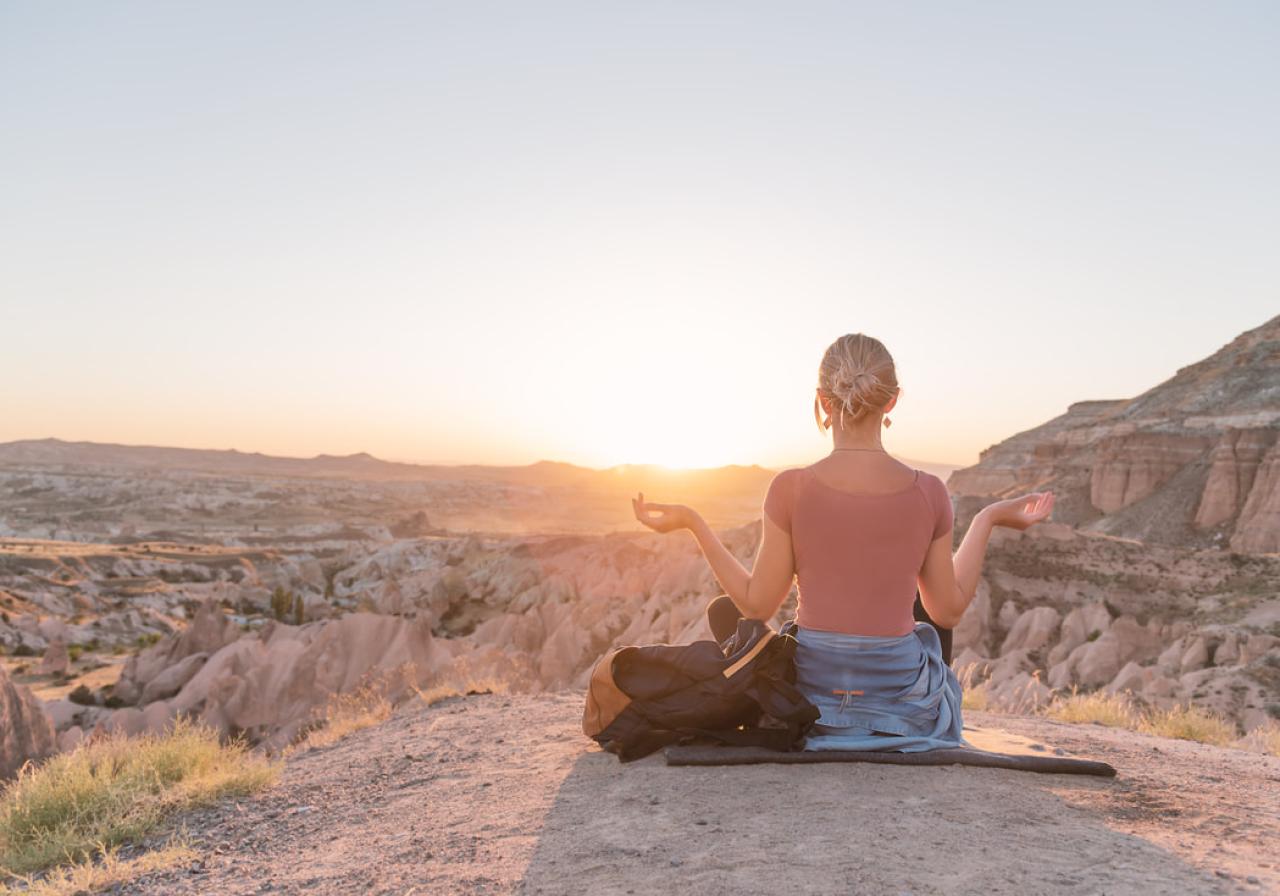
(519, 746, 1229, 896)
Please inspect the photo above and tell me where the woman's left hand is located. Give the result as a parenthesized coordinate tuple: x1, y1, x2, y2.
(984, 490, 1055, 530)
(632, 492, 696, 534)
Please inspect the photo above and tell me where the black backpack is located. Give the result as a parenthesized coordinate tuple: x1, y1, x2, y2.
(582, 618, 820, 762)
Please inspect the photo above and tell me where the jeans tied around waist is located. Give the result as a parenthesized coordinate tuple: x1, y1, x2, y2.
(793, 622, 964, 750)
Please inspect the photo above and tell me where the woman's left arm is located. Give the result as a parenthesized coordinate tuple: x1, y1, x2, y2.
(633, 493, 795, 620)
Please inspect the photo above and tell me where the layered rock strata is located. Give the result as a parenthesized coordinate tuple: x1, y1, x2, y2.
(949, 314, 1280, 552)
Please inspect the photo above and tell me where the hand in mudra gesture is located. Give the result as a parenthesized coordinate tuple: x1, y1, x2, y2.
(985, 490, 1055, 530)
(632, 492, 696, 533)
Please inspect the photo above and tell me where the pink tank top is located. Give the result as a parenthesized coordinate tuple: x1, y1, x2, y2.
(762, 464, 954, 637)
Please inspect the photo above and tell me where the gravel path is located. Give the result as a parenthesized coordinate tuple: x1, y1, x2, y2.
(120, 693, 1279, 895)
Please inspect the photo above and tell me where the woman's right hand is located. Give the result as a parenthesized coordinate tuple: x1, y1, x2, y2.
(632, 492, 697, 534)
(983, 491, 1054, 530)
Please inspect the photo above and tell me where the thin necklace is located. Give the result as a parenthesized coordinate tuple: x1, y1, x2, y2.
(831, 447, 885, 453)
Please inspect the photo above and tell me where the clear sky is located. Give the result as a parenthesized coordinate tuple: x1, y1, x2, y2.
(2, 2, 1277, 469)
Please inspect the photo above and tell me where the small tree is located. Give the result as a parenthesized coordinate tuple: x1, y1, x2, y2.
(270, 586, 296, 622)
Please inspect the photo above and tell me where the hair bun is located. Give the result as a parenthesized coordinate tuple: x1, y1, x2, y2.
(814, 333, 898, 434)
(833, 368, 879, 407)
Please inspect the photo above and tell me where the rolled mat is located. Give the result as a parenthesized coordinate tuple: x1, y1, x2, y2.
(664, 727, 1116, 777)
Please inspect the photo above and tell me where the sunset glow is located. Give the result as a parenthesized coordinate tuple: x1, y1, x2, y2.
(2, 4, 1277, 470)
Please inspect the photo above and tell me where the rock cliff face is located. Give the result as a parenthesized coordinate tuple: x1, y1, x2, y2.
(948, 521, 1280, 729)
(949, 314, 1280, 553)
(0, 663, 55, 778)
(29, 525, 756, 750)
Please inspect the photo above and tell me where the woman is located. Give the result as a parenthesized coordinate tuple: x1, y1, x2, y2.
(631, 333, 1054, 751)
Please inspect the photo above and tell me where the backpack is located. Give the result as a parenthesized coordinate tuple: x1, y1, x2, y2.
(582, 617, 820, 762)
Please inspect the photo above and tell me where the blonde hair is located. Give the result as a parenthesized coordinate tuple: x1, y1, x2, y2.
(814, 333, 900, 433)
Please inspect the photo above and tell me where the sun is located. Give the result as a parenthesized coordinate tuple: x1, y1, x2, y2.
(570, 356, 762, 470)
(595, 430, 738, 470)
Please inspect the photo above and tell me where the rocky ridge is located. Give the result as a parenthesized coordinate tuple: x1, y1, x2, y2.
(948, 313, 1280, 553)
(3, 512, 1275, 765)
(0, 662, 55, 778)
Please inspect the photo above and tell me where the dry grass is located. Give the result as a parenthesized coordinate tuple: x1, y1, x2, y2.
(1139, 704, 1236, 747)
(1041, 688, 1142, 729)
(412, 675, 508, 708)
(0, 717, 278, 877)
(0, 840, 194, 896)
(956, 663, 989, 711)
(961, 684, 990, 712)
(288, 682, 393, 754)
(1040, 688, 1239, 747)
(286, 664, 512, 756)
(1234, 720, 1280, 757)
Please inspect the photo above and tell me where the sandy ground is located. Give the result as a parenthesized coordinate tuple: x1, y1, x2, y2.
(119, 692, 1280, 896)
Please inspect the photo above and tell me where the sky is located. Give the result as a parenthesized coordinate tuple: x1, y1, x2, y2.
(2, 2, 1277, 470)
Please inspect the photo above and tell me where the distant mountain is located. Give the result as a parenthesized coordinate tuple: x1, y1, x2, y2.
(0, 438, 959, 499)
(948, 314, 1280, 552)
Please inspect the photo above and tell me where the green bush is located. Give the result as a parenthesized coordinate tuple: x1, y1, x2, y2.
(66, 685, 96, 707)
(270, 587, 305, 625)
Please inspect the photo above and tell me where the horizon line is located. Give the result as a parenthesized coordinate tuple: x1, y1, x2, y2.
(0, 435, 970, 474)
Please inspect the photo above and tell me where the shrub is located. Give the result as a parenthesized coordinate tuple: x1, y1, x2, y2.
(11, 645, 34, 659)
(0, 717, 279, 876)
(270, 586, 301, 623)
(66, 685, 96, 707)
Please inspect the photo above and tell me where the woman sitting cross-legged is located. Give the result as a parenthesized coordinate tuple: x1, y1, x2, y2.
(632, 332, 1054, 751)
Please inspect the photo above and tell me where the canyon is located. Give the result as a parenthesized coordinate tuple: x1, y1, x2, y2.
(0, 314, 1276, 776)
(948, 313, 1280, 554)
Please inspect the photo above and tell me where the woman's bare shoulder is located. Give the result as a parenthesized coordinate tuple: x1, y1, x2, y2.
(772, 466, 809, 487)
(916, 469, 952, 501)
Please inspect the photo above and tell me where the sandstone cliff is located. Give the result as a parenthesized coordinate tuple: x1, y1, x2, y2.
(0, 662, 55, 779)
(948, 313, 1280, 553)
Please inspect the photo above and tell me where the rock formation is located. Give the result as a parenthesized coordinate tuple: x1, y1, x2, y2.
(949, 313, 1280, 552)
(15, 509, 1266, 752)
(0, 663, 55, 778)
(949, 523, 1279, 731)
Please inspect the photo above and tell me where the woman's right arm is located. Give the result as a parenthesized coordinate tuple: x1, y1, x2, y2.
(918, 492, 1054, 628)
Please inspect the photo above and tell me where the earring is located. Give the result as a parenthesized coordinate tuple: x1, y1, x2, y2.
(883, 416, 892, 428)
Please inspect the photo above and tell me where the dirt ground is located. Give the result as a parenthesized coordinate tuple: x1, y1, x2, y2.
(119, 692, 1279, 896)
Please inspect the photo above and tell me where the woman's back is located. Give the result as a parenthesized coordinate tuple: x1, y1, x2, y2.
(763, 456, 954, 637)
